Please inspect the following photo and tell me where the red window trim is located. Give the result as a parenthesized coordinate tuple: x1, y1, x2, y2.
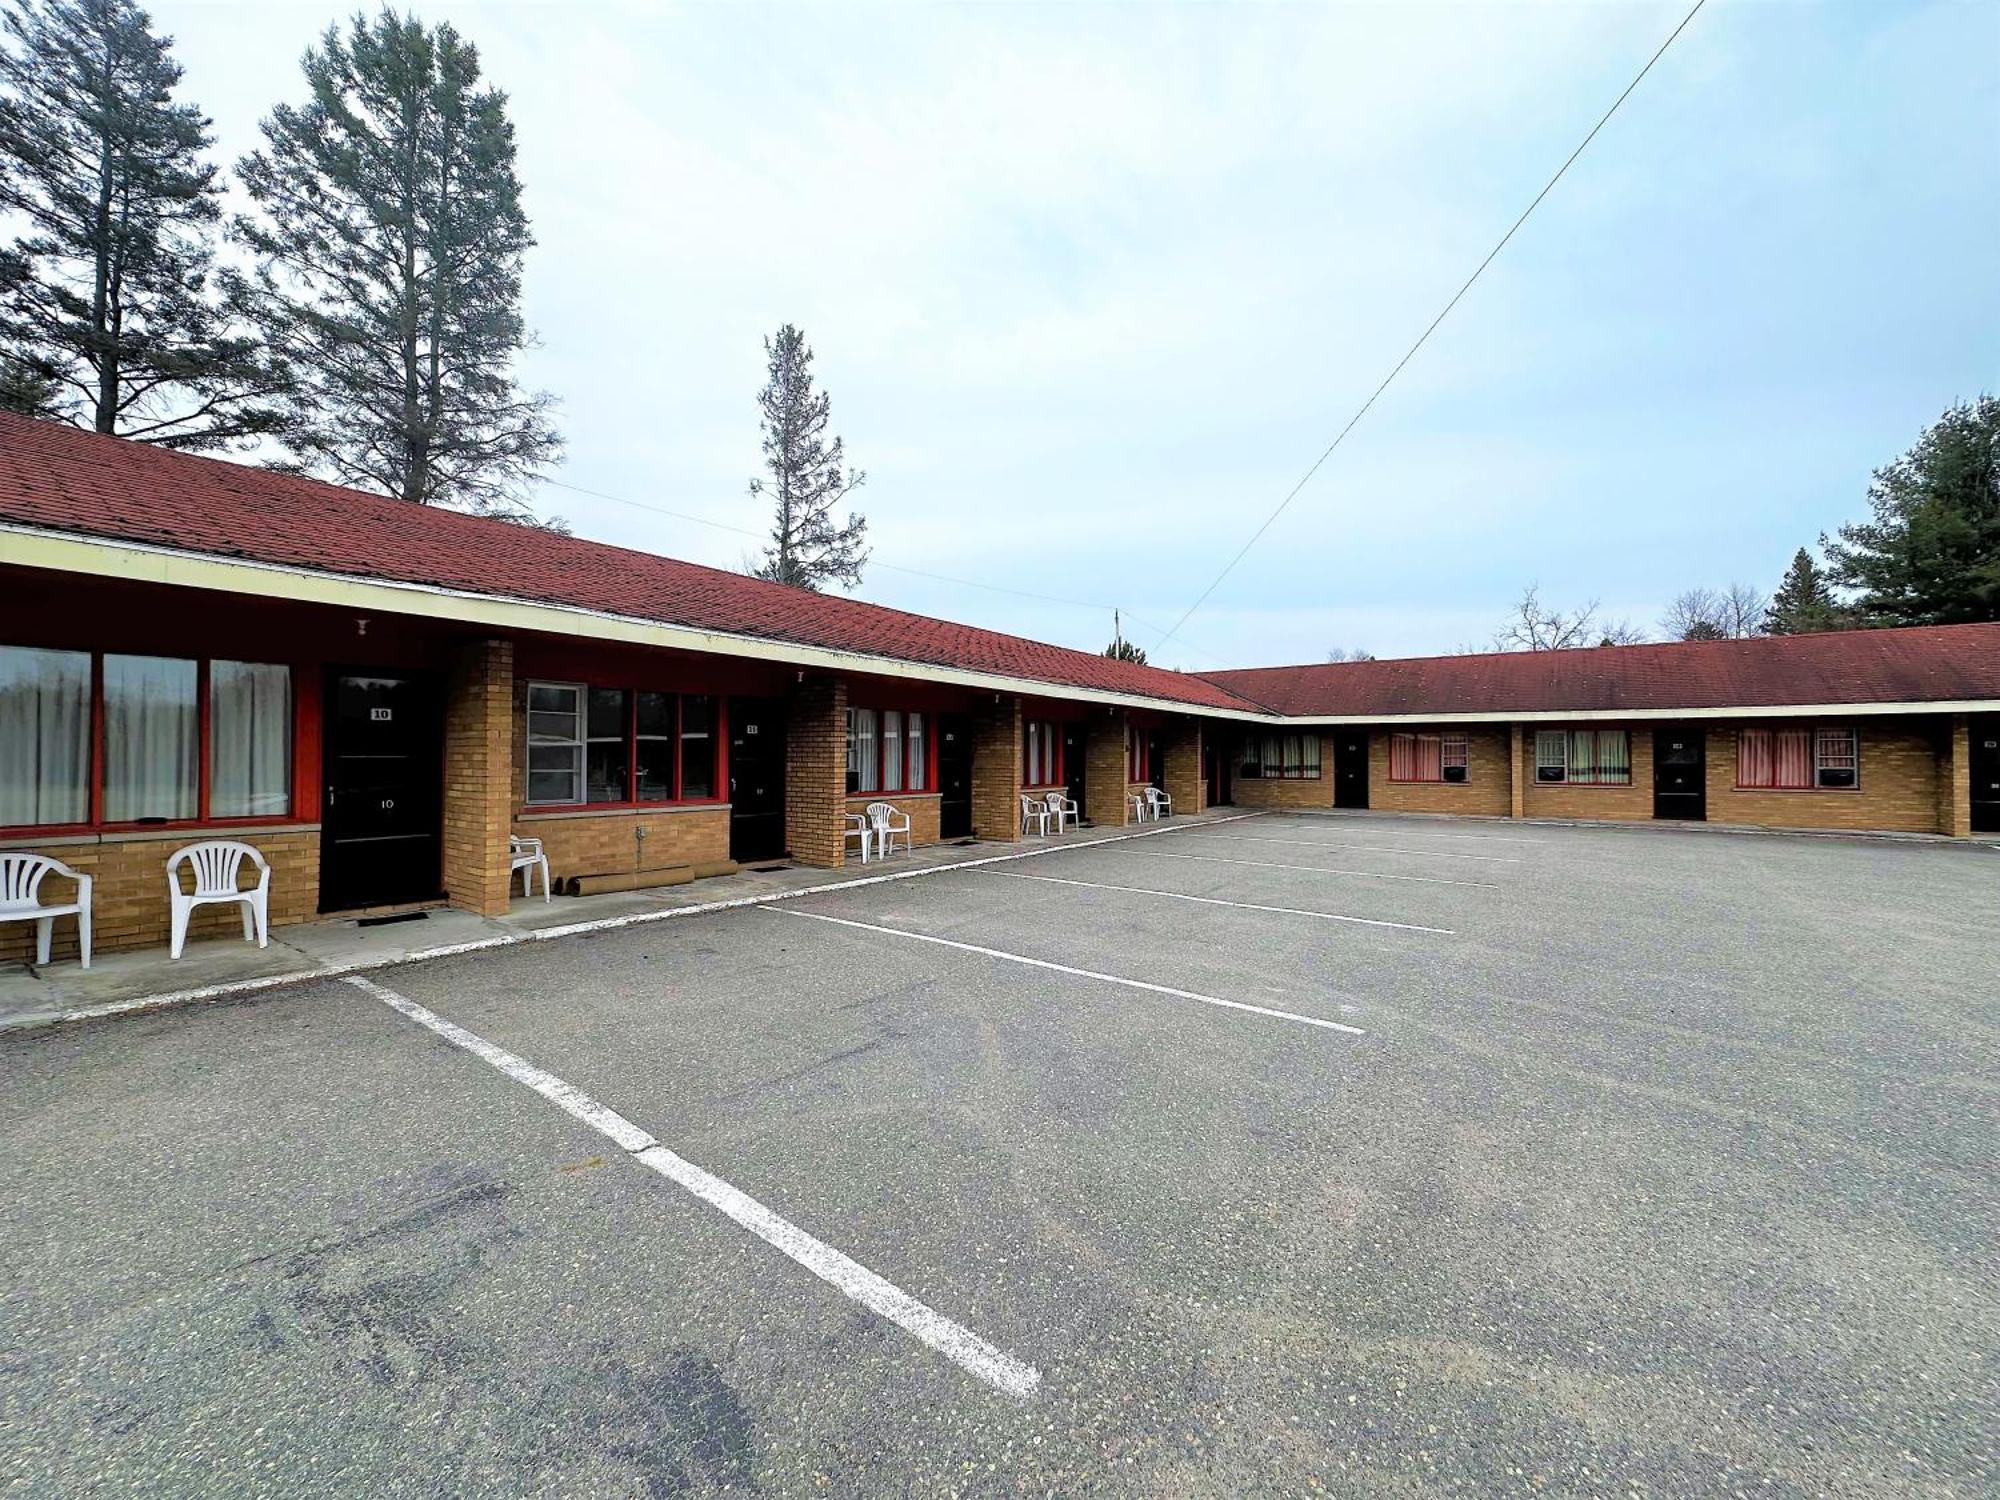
(1126, 726, 1151, 784)
(1022, 719, 1064, 789)
(845, 705, 936, 796)
(0, 647, 304, 839)
(522, 683, 729, 812)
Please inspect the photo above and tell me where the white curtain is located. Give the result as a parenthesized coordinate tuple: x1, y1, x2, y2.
(906, 714, 927, 790)
(103, 655, 196, 821)
(210, 661, 291, 817)
(853, 709, 880, 792)
(0, 646, 90, 826)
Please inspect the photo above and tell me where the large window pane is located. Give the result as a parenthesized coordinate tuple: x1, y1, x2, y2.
(584, 688, 629, 802)
(680, 695, 715, 799)
(210, 661, 292, 817)
(906, 713, 927, 790)
(882, 711, 904, 792)
(104, 654, 196, 821)
(636, 691, 675, 801)
(0, 645, 91, 826)
(853, 709, 879, 793)
(526, 682, 584, 804)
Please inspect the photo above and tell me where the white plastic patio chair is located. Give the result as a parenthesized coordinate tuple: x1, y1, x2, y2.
(510, 835, 551, 901)
(1019, 793, 1050, 837)
(1044, 790, 1080, 833)
(1126, 788, 1151, 823)
(0, 853, 93, 968)
(166, 840, 270, 959)
(866, 801, 911, 858)
(1145, 786, 1174, 820)
(844, 811, 873, 864)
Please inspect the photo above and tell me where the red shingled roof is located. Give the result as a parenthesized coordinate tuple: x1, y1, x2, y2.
(0, 413, 1263, 714)
(1201, 625, 2000, 717)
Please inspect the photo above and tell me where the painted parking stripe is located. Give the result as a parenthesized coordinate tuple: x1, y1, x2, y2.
(768, 907, 1368, 1037)
(1260, 823, 1543, 846)
(1178, 833, 1519, 864)
(1124, 848, 1502, 890)
(968, 868, 1456, 934)
(346, 973, 1040, 1400)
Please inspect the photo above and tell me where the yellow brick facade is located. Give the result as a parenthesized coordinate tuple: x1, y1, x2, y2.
(845, 793, 943, 850)
(1520, 727, 1656, 822)
(1706, 722, 1945, 834)
(1230, 733, 1335, 811)
(1369, 728, 1512, 817)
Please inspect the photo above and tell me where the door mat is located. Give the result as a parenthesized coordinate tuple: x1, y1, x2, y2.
(356, 911, 429, 929)
(746, 862, 790, 873)
(948, 838, 979, 847)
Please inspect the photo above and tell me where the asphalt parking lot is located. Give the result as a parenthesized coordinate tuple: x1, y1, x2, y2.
(3, 811, 1995, 1498)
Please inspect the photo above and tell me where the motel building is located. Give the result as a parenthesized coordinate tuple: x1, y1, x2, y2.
(2, 411, 1997, 965)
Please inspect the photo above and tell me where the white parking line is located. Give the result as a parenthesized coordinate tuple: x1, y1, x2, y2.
(1178, 833, 1519, 864)
(968, 868, 1456, 934)
(768, 907, 1369, 1036)
(1259, 821, 1544, 846)
(1111, 848, 1502, 890)
(346, 973, 1040, 1400)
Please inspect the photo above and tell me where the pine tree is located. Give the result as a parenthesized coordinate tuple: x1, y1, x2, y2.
(230, 10, 560, 519)
(0, 0, 281, 447)
(1105, 614, 1147, 664)
(748, 324, 867, 590)
(0, 349, 62, 416)
(1763, 548, 1848, 635)
(1823, 396, 2000, 625)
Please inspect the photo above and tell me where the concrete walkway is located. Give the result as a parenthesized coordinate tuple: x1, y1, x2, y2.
(0, 811, 1248, 1032)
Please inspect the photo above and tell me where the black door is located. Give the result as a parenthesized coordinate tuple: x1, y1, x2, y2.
(1653, 727, 1706, 820)
(320, 670, 443, 912)
(728, 698, 787, 861)
(1063, 724, 1087, 819)
(1205, 741, 1232, 807)
(938, 714, 974, 839)
(1148, 731, 1166, 792)
(1334, 733, 1369, 808)
(1972, 717, 2000, 833)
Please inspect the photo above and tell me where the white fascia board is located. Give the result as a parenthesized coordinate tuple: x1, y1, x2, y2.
(1263, 702, 2000, 725)
(0, 525, 1281, 724)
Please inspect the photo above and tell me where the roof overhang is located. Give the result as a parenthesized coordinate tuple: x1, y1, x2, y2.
(1262, 703, 2000, 725)
(0, 524, 1282, 723)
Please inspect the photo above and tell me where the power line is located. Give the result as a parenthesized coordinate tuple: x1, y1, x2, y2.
(1155, 0, 1707, 649)
(536, 474, 1235, 668)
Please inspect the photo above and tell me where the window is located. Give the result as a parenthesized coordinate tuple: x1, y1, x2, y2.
(1024, 720, 1062, 786)
(1126, 725, 1149, 783)
(0, 646, 292, 829)
(1739, 727, 1857, 790)
(527, 682, 720, 805)
(1240, 734, 1320, 779)
(1389, 733, 1468, 784)
(1535, 729, 1631, 785)
(210, 661, 292, 817)
(849, 707, 929, 794)
(0, 645, 89, 826)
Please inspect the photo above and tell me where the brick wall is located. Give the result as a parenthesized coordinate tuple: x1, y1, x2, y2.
(1370, 727, 1511, 816)
(442, 638, 515, 918)
(785, 675, 848, 868)
(846, 793, 942, 851)
(1085, 714, 1128, 827)
(1707, 722, 1944, 834)
(1521, 726, 1655, 822)
(971, 696, 1023, 841)
(1509, 725, 1526, 820)
(1939, 715, 1971, 838)
(515, 808, 730, 887)
(1163, 721, 1204, 814)
(1232, 732, 1335, 810)
(0, 826, 320, 963)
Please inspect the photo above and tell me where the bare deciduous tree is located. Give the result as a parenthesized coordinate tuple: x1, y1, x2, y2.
(1662, 583, 1766, 640)
(1494, 585, 1601, 651)
(1325, 646, 1375, 662)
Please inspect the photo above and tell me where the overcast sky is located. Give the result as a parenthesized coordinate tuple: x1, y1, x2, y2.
(148, 0, 1996, 670)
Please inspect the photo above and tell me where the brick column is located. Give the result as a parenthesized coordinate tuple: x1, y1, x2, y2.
(442, 638, 515, 918)
(1940, 714, 1972, 837)
(1509, 723, 1526, 820)
(1163, 720, 1203, 814)
(1085, 712, 1128, 827)
(970, 695, 1022, 841)
(786, 674, 848, 867)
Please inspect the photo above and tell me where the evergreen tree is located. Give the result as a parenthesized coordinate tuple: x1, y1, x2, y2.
(0, 348, 62, 416)
(230, 9, 560, 519)
(1104, 615, 1148, 665)
(1824, 396, 1999, 625)
(1763, 548, 1848, 635)
(0, 0, 280, 447)
(748, 324, 867, 590)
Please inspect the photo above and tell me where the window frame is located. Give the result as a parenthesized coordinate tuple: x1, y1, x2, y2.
(0, 644, 298, 836)
(523, 679, 727, 810)
(1534, 728, 1632, 787)
(848, 705, 935, 796)
(1240, 733, 1321, 780)
(1388, 732, 1469, 785)
(1125, 724, 1150, 784)
(1023, 719, 1065, 789)
(1737, 725, 1860, 792)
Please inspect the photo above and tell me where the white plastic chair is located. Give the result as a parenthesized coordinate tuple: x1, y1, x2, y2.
(866, 801, 911, 858)
(510, 835, 551, 901)
(0, 853, 93, 968)
(1019, 793, 1051, 837)
(1126, 788, 1151, 823)
(1145, 786, 1174, 820)
(166, 841, 270, 959)
(844, 812, 873, 865)
(1044, 790, 1080, 833)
